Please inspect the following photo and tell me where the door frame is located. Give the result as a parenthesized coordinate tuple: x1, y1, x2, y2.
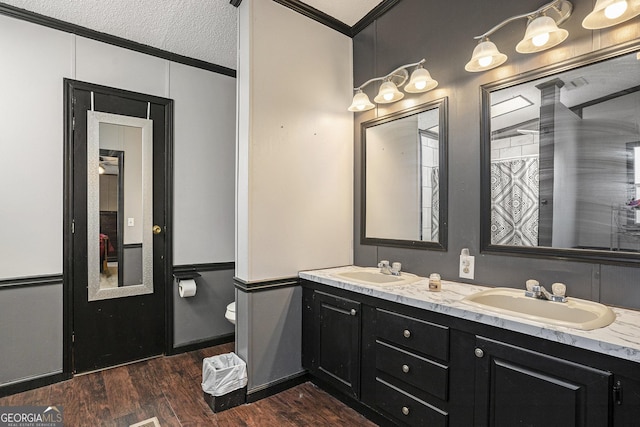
(63, 79, 174, 374)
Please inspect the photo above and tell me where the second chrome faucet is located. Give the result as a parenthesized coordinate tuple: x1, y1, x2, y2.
(378, 260, 402, 276)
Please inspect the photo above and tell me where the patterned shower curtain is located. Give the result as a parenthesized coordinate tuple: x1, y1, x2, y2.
(491, 157, 539, 246)
(431, 167, 439, 241)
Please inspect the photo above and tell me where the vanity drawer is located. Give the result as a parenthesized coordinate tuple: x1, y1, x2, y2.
(376, 308, 449, 361)
(376, 340, 448, 401)
(375, 377, 448, 427)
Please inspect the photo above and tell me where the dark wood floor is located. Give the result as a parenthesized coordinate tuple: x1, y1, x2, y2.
(0, 342, 377, 426)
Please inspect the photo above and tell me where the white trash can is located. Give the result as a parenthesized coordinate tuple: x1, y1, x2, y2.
(202, 352, 248, 412)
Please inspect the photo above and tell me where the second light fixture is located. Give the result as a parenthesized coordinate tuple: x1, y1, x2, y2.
(348, 59, 438, 112)
(465, 0, 573, 73)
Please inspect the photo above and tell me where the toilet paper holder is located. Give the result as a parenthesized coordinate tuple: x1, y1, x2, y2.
(174, 270, 201, 283)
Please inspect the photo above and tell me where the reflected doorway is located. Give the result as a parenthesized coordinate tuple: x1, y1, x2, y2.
(99, 149, 124, 289)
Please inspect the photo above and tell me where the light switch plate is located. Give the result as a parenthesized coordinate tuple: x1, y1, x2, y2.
(127, 218, 135, 227)
(459, 255, 475, 279)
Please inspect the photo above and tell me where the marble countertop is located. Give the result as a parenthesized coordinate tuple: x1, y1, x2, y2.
(299, 265, 640, 364)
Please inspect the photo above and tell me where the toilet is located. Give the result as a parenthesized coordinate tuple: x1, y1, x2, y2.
(225, 302, 236, 325)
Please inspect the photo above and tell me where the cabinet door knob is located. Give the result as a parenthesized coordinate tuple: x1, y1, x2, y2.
(402, 364, 410, 373)
(401, 406, 410, 416)
(474, 348, 484, 358)
(350, 309, 357, 316)
(403, 329, 411, 338)
(153, 225, 162, 234)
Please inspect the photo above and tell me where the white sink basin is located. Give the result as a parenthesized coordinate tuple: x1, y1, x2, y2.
(461, 287, 616, 330)
(333, 268, 421, 286)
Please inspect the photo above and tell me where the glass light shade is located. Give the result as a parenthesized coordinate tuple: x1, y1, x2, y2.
(516, 15, 569, 53)
(405, 67, 438, 93)
(348, 90, 375, 112)
(465, 40, 508, 72)
(582, 0, 640, 29)
(374, 81, 404, 103)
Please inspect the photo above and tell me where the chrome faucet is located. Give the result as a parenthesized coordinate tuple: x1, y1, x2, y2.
(525, 280, 567, 303)
(378, 260, 402, 276)
(378, 260, 392, 275)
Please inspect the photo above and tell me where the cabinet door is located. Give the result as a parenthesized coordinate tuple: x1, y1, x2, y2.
(313, 291, 361, 398)
(474, 336, 611, 427)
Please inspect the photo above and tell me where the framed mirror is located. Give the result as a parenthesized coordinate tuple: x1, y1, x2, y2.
(87, 111, 154, 300)
(480, 42, 640, 265)
(362, 98, 448, 250)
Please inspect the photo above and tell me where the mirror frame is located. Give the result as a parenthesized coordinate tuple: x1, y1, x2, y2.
(361, 97, 449, 250)
(87, 111, 154, 300)
(480, 40, 640, 266)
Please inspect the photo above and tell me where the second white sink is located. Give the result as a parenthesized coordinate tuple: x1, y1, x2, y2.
(461, 287, 616, 330)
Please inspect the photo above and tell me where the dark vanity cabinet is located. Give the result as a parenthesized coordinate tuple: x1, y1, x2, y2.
(473, 336, 611, 426)
(301, 279, 640, 427)
(302, 288, 361, 398)
(370, 308, 450, 426)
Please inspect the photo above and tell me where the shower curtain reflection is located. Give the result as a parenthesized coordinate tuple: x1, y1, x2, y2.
(491, 156, 539, 246)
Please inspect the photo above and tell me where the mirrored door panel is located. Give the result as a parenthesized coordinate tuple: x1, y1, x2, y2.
(87, 111, 153, 301)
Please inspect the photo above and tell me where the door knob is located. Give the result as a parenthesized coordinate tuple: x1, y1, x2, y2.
(474, 348, 484, 358)
(153, 225, 162, 235)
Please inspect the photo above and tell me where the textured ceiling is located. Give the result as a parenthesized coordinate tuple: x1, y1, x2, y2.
(1, 0, 238, 70)
(0, 0, 384, 70)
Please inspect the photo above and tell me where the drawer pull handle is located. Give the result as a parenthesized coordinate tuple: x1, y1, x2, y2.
(402, 406, 410, 416)
(403, 329, 411, 338)
(350, 309, 357, 316)
(474, 348, 484, 358)
(402, 364, 410, 373)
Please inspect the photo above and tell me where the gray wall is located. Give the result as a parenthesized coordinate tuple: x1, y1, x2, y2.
(353, 0, 640, 310)
(235, 285, 302, 391)
(173, 269, 235, 347)
(0, 284, 63, 385)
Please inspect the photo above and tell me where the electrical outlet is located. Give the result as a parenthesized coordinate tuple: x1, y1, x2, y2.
(127, 218, 135, 227)
(459, 255, 475, 279)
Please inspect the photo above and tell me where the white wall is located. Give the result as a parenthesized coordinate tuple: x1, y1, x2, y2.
(366, 117, 420, 240)
(236, 0, 353, 282)
(172, 62, 236, 264)
(236, 0, 353, 392)
(0, 16, 71, 279)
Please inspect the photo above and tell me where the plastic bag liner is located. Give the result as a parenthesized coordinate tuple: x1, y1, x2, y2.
(202, 352, 248, 397)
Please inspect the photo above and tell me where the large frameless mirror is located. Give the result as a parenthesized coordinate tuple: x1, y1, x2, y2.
(481, 43, 640, 265)
(88, 111, 154, 300)
(362, 98, 448, 250)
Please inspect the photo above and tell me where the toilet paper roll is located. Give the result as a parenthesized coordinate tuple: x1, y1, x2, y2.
(179, 279, 197, 298)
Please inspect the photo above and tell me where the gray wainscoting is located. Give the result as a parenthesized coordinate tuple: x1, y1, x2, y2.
(173, 267, 235, 348)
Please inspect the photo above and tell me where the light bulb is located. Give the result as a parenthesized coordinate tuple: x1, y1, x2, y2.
(383, 92, 394, 101)
(531, 32, 550, 47)
(414, 80, 427, 90)
(605, 0, 628, 19)
(478, 56, 493, 67)
(357, 104, 365, 111)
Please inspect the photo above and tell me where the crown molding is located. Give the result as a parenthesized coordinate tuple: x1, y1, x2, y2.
(231, 0, 401, 37)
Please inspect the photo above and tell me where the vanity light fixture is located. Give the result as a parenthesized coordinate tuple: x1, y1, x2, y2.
(582, 0, 640, 29)
(348, 59, 438, 112)
(465, 0, 573, 72)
